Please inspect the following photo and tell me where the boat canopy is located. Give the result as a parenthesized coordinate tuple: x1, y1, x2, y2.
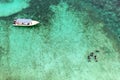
(16, 19, 32, 23)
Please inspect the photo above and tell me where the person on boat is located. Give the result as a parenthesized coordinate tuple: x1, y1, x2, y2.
(15, 19, 32, 25)
(13, 20, 16, 24)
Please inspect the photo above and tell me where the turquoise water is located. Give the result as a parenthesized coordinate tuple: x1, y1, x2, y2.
(0, 0, 120, 80)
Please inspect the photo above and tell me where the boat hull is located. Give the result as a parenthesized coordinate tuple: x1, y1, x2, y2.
(13, 20, 39, 26)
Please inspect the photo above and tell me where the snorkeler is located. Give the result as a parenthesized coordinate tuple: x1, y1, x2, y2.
(88, 55, 91, 62)
(94, 55, 98, 62)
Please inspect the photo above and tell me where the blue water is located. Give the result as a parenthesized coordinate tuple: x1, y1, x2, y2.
(0, 0, 120, 80)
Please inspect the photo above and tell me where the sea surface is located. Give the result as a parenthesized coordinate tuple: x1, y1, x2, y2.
(0, 0, 120, 80)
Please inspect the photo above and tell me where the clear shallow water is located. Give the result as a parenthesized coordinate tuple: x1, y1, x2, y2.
(0, 0, 120, 80)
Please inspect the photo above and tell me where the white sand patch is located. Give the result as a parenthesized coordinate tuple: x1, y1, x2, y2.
(0, 0, 29, 17)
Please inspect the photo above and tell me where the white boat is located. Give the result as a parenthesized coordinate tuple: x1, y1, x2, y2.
(13, 19, 39, 26)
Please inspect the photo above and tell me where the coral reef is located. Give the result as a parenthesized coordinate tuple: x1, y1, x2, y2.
(84, 0, 120, 41)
